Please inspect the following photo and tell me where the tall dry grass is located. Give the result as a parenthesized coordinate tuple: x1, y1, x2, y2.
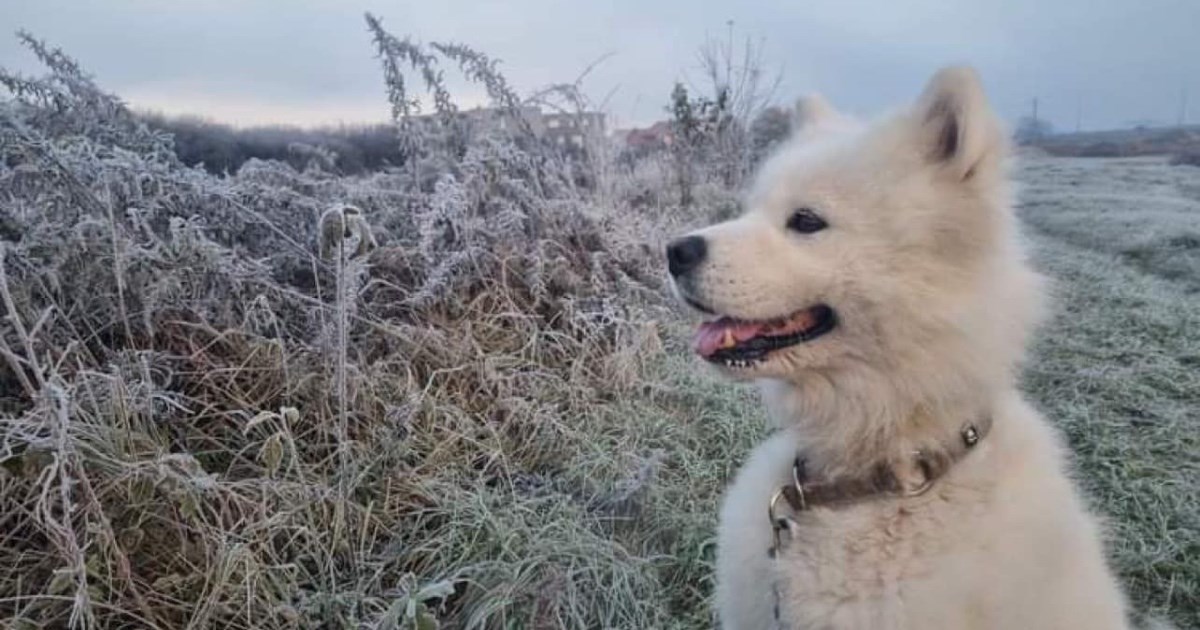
(0, 22, 728, 629)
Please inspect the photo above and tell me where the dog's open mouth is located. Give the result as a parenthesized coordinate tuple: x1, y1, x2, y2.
(693, 305, 837, 368)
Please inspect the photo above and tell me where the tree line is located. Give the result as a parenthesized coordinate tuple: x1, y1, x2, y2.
(140, 113, 405, 175)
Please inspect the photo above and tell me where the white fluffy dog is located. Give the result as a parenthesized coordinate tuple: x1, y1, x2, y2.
(666, 67, 1132, 629)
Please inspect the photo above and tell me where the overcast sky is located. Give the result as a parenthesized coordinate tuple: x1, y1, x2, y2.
(2, 0, 1197, 131)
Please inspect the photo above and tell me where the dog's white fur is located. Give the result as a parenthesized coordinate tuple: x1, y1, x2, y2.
(673, 68, 1131, 629)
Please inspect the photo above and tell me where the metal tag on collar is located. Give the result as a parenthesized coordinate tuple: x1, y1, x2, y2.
(962, 424, 981, 447)
(768, 488, 796, 556)
(901, 450, 936, 497)
(767, 458, 809, 555)
(789, 457, 808, 510)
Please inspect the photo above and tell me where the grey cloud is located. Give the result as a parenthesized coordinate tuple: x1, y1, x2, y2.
(1, 0, 1196, 129)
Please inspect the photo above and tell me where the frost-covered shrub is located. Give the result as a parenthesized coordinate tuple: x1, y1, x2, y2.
(0, 23, 677, 629)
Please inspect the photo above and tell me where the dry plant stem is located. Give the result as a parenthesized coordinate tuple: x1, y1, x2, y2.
(0, 243, 46, 395)
(331, 225, 351, 586)
(104, 187, 134, 347)
(41, 385, 93, 629)
(73, 442, 165, 630)
(0, 596, 165, 629)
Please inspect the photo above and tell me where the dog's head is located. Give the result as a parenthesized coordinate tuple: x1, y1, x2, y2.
(668, 67, 1039, 389)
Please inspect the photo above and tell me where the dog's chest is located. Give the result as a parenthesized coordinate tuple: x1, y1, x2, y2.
(770, 504, 934, 624)
(766, 485, 991, 629)
(716, 428, 999, 629)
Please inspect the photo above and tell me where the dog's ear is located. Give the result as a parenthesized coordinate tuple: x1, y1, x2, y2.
(792, 94, 853, 141)
(794, 94, 838, 129)
(914, 67, 1004, 181)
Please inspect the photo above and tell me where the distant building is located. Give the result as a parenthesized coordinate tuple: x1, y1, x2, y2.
(616, 121, 673, 154)
(459, 105, 546, 136)
(411, 106, 605, 153)
(541, 111, 606, 149)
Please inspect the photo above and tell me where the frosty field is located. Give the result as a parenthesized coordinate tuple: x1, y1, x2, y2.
(1016, 155, 1199, 629)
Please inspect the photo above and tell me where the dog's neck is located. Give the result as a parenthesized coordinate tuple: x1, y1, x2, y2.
(759, 365, 1001, 479)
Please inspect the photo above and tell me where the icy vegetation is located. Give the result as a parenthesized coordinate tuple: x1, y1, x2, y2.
(0, 25, 692, 629)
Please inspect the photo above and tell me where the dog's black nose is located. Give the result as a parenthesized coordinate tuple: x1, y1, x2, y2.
(667, 235, 707, 277)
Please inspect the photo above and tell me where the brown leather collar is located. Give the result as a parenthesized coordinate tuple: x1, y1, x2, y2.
(769, 416, 992, 540)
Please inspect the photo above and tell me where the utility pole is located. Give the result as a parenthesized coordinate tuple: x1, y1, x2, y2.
(1179, 86, 1190, 127)
(1031, 97, 1040, 139)
(726, 19, 734, 98)
(1075, 95, 1082, 133)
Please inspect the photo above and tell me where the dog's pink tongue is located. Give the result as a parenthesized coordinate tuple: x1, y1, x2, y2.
(693, 319, 765, 357)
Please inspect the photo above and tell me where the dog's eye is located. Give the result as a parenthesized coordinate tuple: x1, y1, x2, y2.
(786, 208, 827, 234)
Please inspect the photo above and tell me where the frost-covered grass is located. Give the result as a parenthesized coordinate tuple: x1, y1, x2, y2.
(1018, 155, 1200, 291)
(0, 27, 698, 629)
(0, 26, 1194, 629)
(0, 26, 772, 629)
(1018, 154, 1200, 629)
